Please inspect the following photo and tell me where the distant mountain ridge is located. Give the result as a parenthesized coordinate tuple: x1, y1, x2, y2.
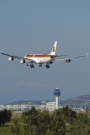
(59, 94, 90, 108)
(7, 94, 90, 108)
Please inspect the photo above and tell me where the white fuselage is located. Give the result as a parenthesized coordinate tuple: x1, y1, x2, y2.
(24, 54, 56, 64)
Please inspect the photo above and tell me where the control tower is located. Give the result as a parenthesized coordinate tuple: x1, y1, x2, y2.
(54, 88, 61, 109)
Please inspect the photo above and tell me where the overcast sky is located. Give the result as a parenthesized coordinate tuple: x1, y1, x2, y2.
(0, 0, 90, 104)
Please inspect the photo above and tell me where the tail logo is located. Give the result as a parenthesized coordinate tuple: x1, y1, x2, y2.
(52, 47, 56, 52)
(50, 41, 57, 55)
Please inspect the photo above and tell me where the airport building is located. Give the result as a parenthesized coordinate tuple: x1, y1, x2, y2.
(46, 102, 56, 112)
(0, 87, 85, 112)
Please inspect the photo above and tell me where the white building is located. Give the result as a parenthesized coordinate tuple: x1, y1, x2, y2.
(46, 102, 56, 112)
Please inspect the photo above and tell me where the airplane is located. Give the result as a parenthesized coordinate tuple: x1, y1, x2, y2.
(0, 41, 88, 69)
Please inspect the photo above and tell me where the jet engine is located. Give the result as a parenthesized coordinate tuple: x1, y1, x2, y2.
(65, 59, 71, 63)
(8, 57, 14, 61)
(20, 59, 25, 64)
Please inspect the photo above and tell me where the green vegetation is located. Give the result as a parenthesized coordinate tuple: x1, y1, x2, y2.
(0, 106, 90, 135)
(0, 109, 12, 126)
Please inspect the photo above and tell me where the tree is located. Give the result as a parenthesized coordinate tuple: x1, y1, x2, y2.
(65, 112, 90, 135)
(22, 107, 41, 135)
(22, 107, 66, 135)
(60, 106, 76, 123)
(37, 109, 50, 134)
(10, 119, 21, 135)
(50, 109, 66, 135)
(0, 109, 12, 126)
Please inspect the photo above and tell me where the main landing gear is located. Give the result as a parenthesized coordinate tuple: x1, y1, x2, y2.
(26, 63, 50, 69)
(26, 63, 34, 68)
(30, 64, 34, 68)
(26, 64, 34, 68)
(45, 64, 50, 69)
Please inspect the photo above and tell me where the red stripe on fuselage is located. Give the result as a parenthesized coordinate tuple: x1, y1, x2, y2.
(26, 54, 56, 58)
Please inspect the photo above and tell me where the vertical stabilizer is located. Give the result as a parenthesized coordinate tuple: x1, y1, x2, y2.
(50, 41, 57, 55)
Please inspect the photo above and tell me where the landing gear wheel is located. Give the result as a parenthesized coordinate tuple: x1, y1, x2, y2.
(30, 64, 34, 68)
(45, 64, 50, 69)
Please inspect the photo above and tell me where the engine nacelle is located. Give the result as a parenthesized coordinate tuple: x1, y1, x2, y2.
(20, 59, 25, 64)
(8, 57, 14, 61)
(65, 59, 71, 63)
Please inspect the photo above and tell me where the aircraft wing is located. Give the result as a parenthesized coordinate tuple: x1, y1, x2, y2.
(1, 52, 23, 59)
(0, 52, 36, 63)
(55, 53, 88, 62)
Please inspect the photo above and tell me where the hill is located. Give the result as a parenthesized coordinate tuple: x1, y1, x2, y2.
(7, 94, 90, 108)
(59, 94, 90, 108)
